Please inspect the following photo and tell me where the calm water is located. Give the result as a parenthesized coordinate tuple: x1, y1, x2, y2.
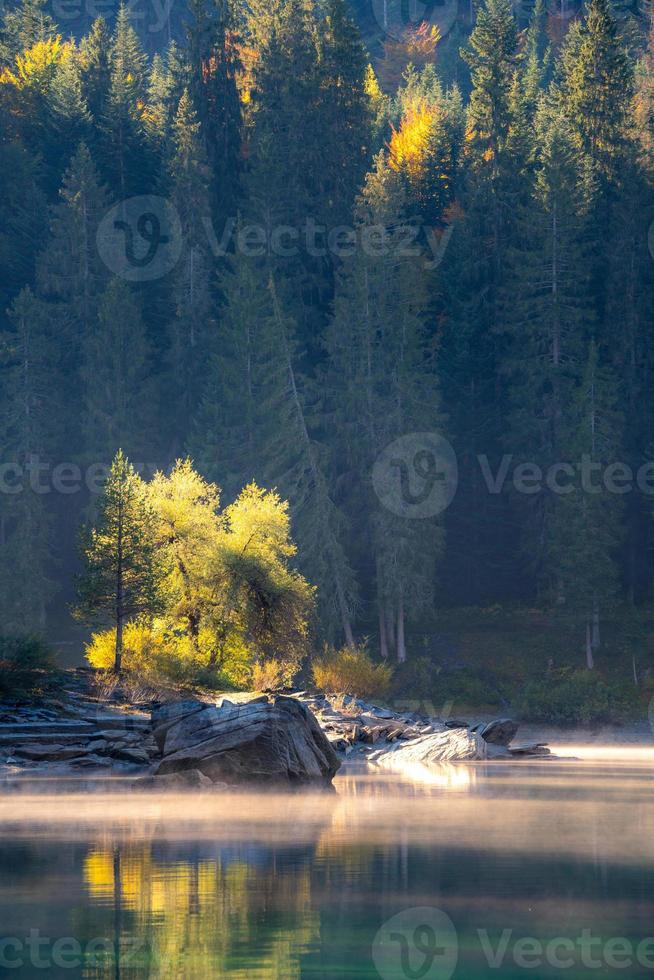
(1, 759, 654, 979)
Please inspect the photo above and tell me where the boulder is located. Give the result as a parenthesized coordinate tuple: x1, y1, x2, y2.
(369, 727, 482, 767)
(475, 718, 518, 746)
(152, 695, 341, 786)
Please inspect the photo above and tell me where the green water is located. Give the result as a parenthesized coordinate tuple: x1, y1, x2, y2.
(1, 761, 653, 978)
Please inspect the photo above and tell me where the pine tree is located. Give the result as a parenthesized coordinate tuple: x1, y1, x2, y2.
(522, 0, 551, 121)
(79, 17, 112, 122)
(165, 89, 212, 429)
(558, 0, 633, 184)
(46, 41, 89, 135)
(325, 153, 445, 660)
(0, 288, 57, 631)
(37, 141, 112, 420)
(191, 246, 268, 497)
(550, 342, 624, 667)
(100, 4, 153, 198)
(81, 278, 153, 462)
(186, 0, 242, 222)
(75, 450, 163, 673)
(500, 101, 595, 598)
(440, 0, 526, 604)
(1, 0, 55, 62)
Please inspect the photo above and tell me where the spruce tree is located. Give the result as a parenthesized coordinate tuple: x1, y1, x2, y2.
(165, 89, 212, 429)
(81, 278, 153, 462)
(0, 288, 57, 631)
(558, 0, 633, 184)
(76, 450, 162, 673)
(550, 342, 624, 667)
(100, 4, 153, 198)
(325, 153, 445, 660)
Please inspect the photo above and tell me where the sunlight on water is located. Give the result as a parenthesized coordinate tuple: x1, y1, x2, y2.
(1, 761, 654, 977)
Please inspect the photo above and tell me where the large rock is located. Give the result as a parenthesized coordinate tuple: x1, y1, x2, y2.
(368, 727, 483, 767)
(367, 717, 551, 770)
(152, 695, 341, 786)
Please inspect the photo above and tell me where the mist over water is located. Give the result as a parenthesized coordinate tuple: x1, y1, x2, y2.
(1, 761, 654, 978)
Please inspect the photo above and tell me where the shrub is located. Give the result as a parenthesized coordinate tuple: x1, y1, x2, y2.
(312, 645, 393, 699)
(85, 622, 251, 692)
(250, 658, 298, 691)
(518, 669, 614, 725)
(0, 635, 58, 700)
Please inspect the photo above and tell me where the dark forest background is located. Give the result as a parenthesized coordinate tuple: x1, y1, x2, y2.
(2, 0, 654, 707)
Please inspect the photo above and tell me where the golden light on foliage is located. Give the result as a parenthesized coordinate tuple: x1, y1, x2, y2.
(388, 101, 439, 183)
(364, 63, 383, 103)
(0, 37, 72, 91)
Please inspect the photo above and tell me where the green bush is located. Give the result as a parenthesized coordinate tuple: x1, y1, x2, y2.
(391, 657, 436, 699)
(518, 669, 615, 725)
(0, 635, 58, 700)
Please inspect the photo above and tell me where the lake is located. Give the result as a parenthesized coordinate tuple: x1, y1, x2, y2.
(1, 757, 653, 978)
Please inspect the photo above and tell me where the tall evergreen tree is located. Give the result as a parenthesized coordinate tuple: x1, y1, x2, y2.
(325, 153, 445, 660)
(81, 278, 153, 462)
(558, 0, 633, 184)
(0, 288, 57, 631)
(75, 450, 163, 673)
(550, 342, 623, 667)
(165, 88, 212, 431)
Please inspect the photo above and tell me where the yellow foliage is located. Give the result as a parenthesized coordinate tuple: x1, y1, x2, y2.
(224, 483, 295, 563)
(388, 102, 439, 184)
(85, 621, 165, 673)
(250, 657, 298, 691)
(312, 645, 393, 699)
(0, 37, 72, 91)
(364, 63, 382, 102)
(85, 620, 252, 690)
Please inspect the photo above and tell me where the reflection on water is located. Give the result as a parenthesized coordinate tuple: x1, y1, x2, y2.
(1, 761, 654, 978)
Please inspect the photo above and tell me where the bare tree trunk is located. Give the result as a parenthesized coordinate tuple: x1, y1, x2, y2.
(379, 604, 388, 659)
(386, 603, 396, 653)
(592, 597, 601, 650)
(336, 575, 355, 647)
(633, 654, 639, 687)
(115, 613, 123, 675)
(114, 495, 124, 675)
(397, 594, 407, 664)
(585, 620, 594, 670)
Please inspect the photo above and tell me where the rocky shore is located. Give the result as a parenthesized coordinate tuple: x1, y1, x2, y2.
(0, 672, 552, 788)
